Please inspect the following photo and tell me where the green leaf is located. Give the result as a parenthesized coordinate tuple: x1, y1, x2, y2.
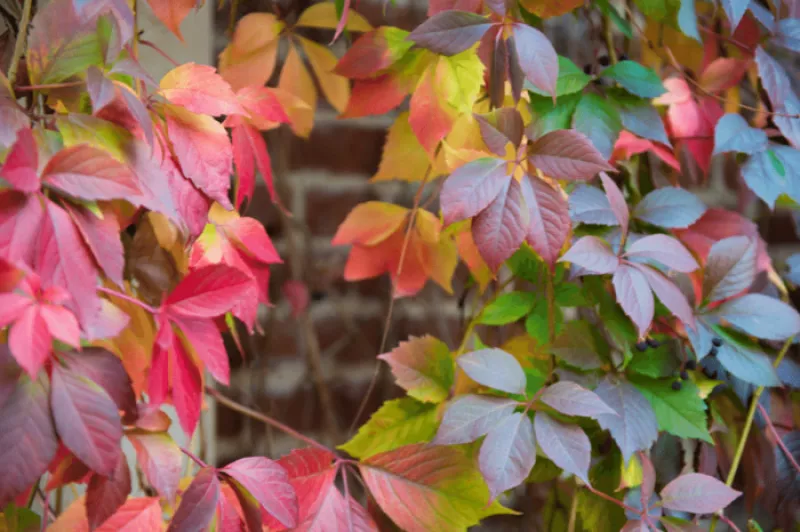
(601, 61, 666, 98)
(3, 503, 41, 532)
(551, 321, 605, 370)
(528, 56, 592, 97)
(573, 93, 622, 160)
(596, 0, 633, 38)
(508, 245, 549, 284)
(480, 291, 539, 325)
(576, 453, 627, 532)
(627, 342, 680, 378)
(338, 398, 438, 459)
(525, 367, 548, 396)
(633, 0, 672, 20)
(630, 376, 713, 442)
(526, 456, 561, 482)
(525, 300, 563, 345)
(554, 283, 587, 307)
(379, 335, 454, 403)
(528, 92, 581, 138)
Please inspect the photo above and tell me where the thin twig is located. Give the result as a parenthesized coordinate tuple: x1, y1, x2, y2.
(180, 446, 207, 468)
(586, 484, 642, 515)
(14, 81, 85, 91)
(567, 490, 579, 532)
(717, 512, 743, 532)
(6, 0, 33, 88)
(206, 386, 334, 454)
(757, 403, 800, 474)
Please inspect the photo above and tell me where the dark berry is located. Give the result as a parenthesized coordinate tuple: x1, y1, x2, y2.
(685, 359, 697, 371)
(646, 338, 660, 348)
(619, 53, 629, 61)
(672, 380, 683, 391)
(680, 370, 689, 381)
(583, 63, 593, 75)
(635, 341, 648, 352)
(598, 55, 610, 67)
(712, 337, 723, 347)
(709, 346, 719, 357)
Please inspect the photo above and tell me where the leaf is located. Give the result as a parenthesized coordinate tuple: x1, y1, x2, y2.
(159, 63, 242, 116)
(775, 431, 800, 511)
(409, 67, 455, 155)
(569, 185, 618, 226)
(222, 457, 298, 528)
(559, 236, 620, 274)
(633, 187, 706, 229)
(145, 0, 197, 40)
(712, 114, 768, 156)
(433, 394, 518, 444)
(540, 381, 617, 419)
(60, 348, 136, 424)
(296, 2, 372, 31)
(479, 412, 536, 499)
(594, 376, 658, 462)
(511, 23, 558, 97)
(50, 496, 163, 532)
(373, 112, 430, 182)
(127, 431, 183, 503)
(720, 0, 749, 29)
(660, 473, 741, 513)
(775, 18, 800, 52)
(715, 338, 780, 387)
(168, 467, 220, 532)
(359, 444, 513, 531)
(612, 95, 672, 147)
(231, 122, 278, 210)
(0, 129, 39, 193)
(479, 291, 539, 325)
(613, 264, 654, 338)
(633, 264, 695, 329)
(713, 293, 800, 341)
(298, 37, 350, 114)
(528, 129, 613, 180)
(86, 455, 131, 530)
(64, 204, 125, 287)
(703, 236, 757, 303)
(551, 321, 604, 369)
(0, 376, 57, 507)
(528, 56, 592, 97)
(534, 412, 591, 483)
(741, 148, 793, 208)
(599, 172, 629, 234)
(528, 92, 581, 138)
(218, 13, 283, 91)
(600, 61, 665, 98)
(573, 94, 622, 160)
(440, 158, 508, 226)
(754, 48, 800, 149)
(165, 264, 254, 318)
(624, 234, 699, 273)
(475, 109, 524, 155)
(630, 376, 712, 442)
(472, 178, 529, 271)
(41, 145, 140, 201)
(339, 398, 438, 459)
(332, 201, 408, 246)
(457, 348, 526, 394)
(406, 10, 491, 55)
(677, 0, 700, 40)
(378, 336, 454, 403)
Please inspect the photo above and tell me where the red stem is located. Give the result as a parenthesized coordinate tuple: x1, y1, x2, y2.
(14, 81, 85, 91)
(180, 446, 207, 468)
(586, 484, 642, 516)
(97, 286, 158, 315)
(757, 403, 800, 474)
(717, 512, 743, 532)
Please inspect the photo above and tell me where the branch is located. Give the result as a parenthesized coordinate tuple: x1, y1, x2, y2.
(6, 0, 33, 88)
(206, 386, 334, 454)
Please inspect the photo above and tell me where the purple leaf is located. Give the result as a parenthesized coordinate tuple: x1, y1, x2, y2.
(457, 348, 526, 395)
(660, 473, 741, 514)
(720, 0, 750, 30)
(168, 467, 221, 532)
(51, 364, 122, 477)
(86, 454, 132, 529)
(755, 47, 800, 149)
(511, 24, 558, 97)
(534, 412, 591, 484)
(568, 185, 619, 226)
(0, 346, 21, 409)
(522, 175, 571, 267)
(434, 395, 518, 445)
(407, 11, 492, 55)
(703, 236, 757, 303)
(713, 293, 800, 341)
(559, 236, 619, 274)
(472, 177, 529, 271)
(0, 375, 57, 507)
(633, 264, 696, 329)
(613, 264, 654, 338)
(624, 234, 699, 273)
(539, 381, 617, 419)
(640, 452, 656, 503)
(221, 457, 298, 528)
(632, 187, 707, 229)
(86, 66, 116, 112)
(593, 376, 658, 462)
(600, 172, 629, 235)
(489, 36, 507, 109)
(506, 35, 525, 102)
(528, 130, 613, 181)
(440, 158, 508, 226)
(475, 108, 524, 156)
(479, 412, 536, 500)
(713, 113, 768, 156)
(60, 348, 137, 424)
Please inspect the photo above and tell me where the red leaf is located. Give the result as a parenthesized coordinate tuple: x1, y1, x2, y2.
(170, 335, 203, 436)
(407, 11, 492, 55)
(272, 448, 337, 530)
(46, 445, 91, 491)
(624, 234, 699, 273)
(534, 412, 591, 484)
(457, 348, 526, 395)
(128, 431, 182, 503)
(528, 130, 613, 180)
(283, 280, 310, 318)
(3, 303, 51, 376)
(160, 63, 243, 116)
(144, 0, 197, 41)
(60, 348, 137, 424)
(0, 192, 45, 265)
(234, 86, 291, 130)
(0, 375, 57, 506)
(164, 104, 234, 209)
(0, 128, 40, 193)
(165, 264, 255, 319)
(42, 145, 141, 201)
(86, 454, 132, 529)
(511, 24, 558, 98)
(660, 473, 741, 514)
(222, 457, 298, 528)
(231, 122, 280, 209)
(599, 172, 629, 235)
(612, 131, 680, 171)
(168, 467, 220, 532)
(409, 68, 454, 154)
(51, 364, 122, 476)
(522, 176, 571, 267)
(472, 178, 528, 271)
(559, 236, 620, 275)
(699, 57, 749, 93)
(613, 263, 654, 338)
(170, 315, 230, 385)
(341, 74, 409, 118)
(335, 29, 402, 79)
(479, 412, 536, 500)
(96, 497, 163, 531)
(440, 158, 508, 226)
(63, 203, 125, 287)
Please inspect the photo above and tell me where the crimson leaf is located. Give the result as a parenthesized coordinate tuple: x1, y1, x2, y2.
(660, 473, 741, 514)
(406, 11, 492, 55)
(457, 348, 526, 395)
(440, 158, 508, 226)
(433, 395, 518, 445)
(479, 412, 536, 500)
(86, 454, 131, 530)
(472, 177, 529, 272)
(165, 264, 255, 318)
(528, 130, 613, 181)
(221, 457, 298, 528)
(534, 412, 591, 484)
(168, 467, 220, 532)
(539, 381, 617, 419)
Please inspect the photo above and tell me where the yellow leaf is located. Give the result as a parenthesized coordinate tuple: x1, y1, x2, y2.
(218, 13, 284, 91)
(298, 36, 350, 114)
(619, 453, 643, 490)
(295, 2, 373, 32)
(692, 372, 722, 399)
(436, 48, 484, 115)
(373, 112, 431, 182)
(278, 44, 317, 137)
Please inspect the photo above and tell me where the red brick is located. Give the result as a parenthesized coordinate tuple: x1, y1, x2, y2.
(304, 186, 379, 235)
(288, 125, 386, 175)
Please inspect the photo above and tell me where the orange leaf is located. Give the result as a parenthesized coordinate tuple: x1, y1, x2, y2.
(409, 67, 456, 155)
(218, 13, 284, 91)
(278, 44, 317, 137)
(144, 0, 198, 41)
(332, 202, 409, 246)
(298, 37, 350, 114)
(295, 2, 373, 32)
(340, 73, 409, 119)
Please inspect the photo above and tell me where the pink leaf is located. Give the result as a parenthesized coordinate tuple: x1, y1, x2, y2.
(472, 178, 529, 271)
(0, 128, 40, 193)
(534, 412, 591, 484)
(170, 315, 230, 385)
(613, 263, 654, 338)
(171, 337, 203, 436)
(440, 158, 508, 226)
(272, 448, 337, 530)
(528, 130, 613, 180)
(660, 473, 741, 514)
(63, 203, 125, 287)
(632, 264, 696, 329)
(522, 176, 571, 267)
(97, 497, 163, 531)
(222, 457, 298, 528)
(8, 305, 52, 376)
(42, 145, 141, 201)
(434, 395, 518, 445)
(511, 24, 558, 98)
(0, 192, 45, 265)
(86, 454, 131, 530)
(160, 63, 243, 116)
(165, 264, 255, 319)
(624, 234, 699, 273)
(407, 11, 492, 55)
(50, 365, 122, 476)
(39, 304, 80, 347)
(479, 412, 536, 500)
(457, 348, 526, 395)
(599, 172, 629, 235)
(168, 467, 221, 532)
(539, 381, 617, 419)
(128, 431, 183, 503)
(559, 236, 620, 274)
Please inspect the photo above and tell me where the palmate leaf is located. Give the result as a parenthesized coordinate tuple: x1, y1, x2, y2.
(378, 336, 454, 403)
(359, 444, 514, 531)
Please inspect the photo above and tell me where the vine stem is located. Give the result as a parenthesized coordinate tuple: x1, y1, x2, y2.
(6, 0, 33, 88)
(206, 386, 334, 454)
(709, 335, 795, 531)
(97, 286, 159, 315)
(180, 446, 207, 468)
(585, 484, 641, 515)
(757, 403, 800, 474)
